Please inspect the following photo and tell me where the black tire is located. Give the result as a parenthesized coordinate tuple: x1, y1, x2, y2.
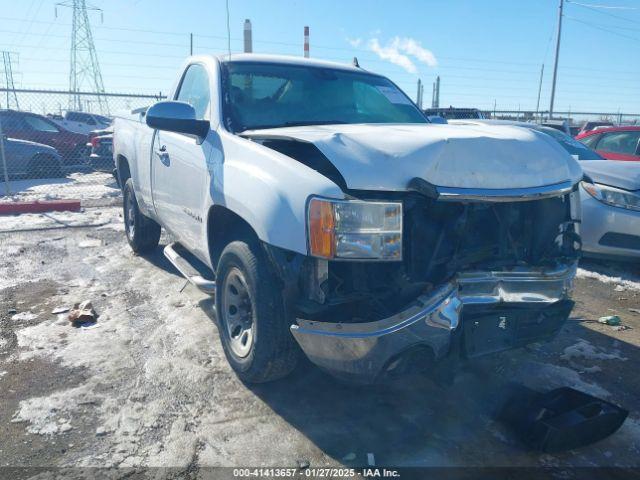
(215, 239, 299, 383)
(27, 154, 63, 179)
(123, 178, 161, 254)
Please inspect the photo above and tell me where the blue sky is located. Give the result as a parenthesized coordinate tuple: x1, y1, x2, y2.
(1, 0, 639, 113)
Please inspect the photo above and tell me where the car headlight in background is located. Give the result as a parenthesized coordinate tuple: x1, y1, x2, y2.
(307, 197, 402, 260)
(581, 181, 640, 212)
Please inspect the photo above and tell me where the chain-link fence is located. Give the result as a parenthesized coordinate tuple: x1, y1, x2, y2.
(487, 110, 640, 126)
(0, 88, 165, 207)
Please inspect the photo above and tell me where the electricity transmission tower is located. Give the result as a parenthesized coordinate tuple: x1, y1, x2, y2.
(56, 0, 108, 114)
(1, 51, 19, 109)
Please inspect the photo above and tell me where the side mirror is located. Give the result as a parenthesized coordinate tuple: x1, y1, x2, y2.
(146, 101, 210, 140)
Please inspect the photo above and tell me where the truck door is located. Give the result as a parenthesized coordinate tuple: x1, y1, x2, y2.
(151, 63, 214, 252)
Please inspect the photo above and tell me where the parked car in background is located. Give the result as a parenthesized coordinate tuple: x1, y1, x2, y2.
(0, 136, 63, 179)
(580, 161, 640, 260)
(48, 111, 113, 135)
(0, 109, 88, 164)
(541, 119, 571, 136)
(576, 126, 640, 162)
(578, 121, 614, 136)
(86, 127, 113, 172)
(450, 119, 640, 260)
(569, 125, 581, 137)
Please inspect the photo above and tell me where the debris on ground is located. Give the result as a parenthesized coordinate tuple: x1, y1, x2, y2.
(51, 306, 70, 315)
(78, 239, 102, 249)
(598, 315, 621, 326)
(11, 311, 39, 322)
(7, 308, 17, 315)
(67, 300, 98, 326)
(296, 459, 310, 469)
(342, 452, 356, 461)
(613, 325, 631, 332)
(628, 308, 640, 315)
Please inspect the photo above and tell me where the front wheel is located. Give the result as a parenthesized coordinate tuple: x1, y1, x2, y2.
(215, 239, 299, 383)
(123, 178, 161, 254)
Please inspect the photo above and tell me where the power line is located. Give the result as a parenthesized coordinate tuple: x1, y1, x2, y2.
(566, 0, 640, 24)
(565, 15, 640, 42)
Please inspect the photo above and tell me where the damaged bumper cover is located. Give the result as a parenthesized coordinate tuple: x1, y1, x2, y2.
(290, 263, 577, 383)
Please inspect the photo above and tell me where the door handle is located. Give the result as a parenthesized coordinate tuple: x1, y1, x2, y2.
(155, 145, 169, 165)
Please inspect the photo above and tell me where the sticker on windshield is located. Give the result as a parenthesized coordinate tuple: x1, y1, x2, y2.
(376, 86, 413, 105)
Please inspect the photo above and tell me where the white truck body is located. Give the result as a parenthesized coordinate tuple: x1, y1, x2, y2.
(113, 54, 583, 384)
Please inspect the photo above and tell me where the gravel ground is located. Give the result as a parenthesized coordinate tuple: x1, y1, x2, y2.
(0, 206, 639, 477)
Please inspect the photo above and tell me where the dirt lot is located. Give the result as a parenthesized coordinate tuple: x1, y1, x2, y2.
(0, 206, 639, 476)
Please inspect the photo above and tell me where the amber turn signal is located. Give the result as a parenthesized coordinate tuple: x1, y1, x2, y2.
(308, 198, 336, 259)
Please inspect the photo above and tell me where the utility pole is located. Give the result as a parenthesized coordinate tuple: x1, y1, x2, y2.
(536, 64, 544, 118)
(1, 51, 19, 109)
(244, 20, 252, 53)
(549, 0, 564, 119)
(56, 0, 107, 114)
(304, 26, 309, 58)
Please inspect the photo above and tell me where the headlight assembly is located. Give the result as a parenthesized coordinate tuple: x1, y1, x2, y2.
(581, 181, 640, 212)
(307, 197, 402, 260)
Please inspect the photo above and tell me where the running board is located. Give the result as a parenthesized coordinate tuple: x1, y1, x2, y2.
(163, 243, 216, 295)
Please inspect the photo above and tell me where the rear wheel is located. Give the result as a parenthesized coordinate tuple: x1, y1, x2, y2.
(123, 178, 161, 253)
(215, 239, 299, 383)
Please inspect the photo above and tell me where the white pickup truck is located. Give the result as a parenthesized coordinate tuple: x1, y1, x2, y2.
(113, 54, 583, 384)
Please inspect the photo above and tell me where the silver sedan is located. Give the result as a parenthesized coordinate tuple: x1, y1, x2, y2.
(579, 161, 640, 259)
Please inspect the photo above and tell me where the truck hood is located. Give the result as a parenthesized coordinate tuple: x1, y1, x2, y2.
(243, 123, 583, 191)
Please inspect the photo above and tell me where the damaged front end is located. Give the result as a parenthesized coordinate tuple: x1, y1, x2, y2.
(288, 183, 581, 383)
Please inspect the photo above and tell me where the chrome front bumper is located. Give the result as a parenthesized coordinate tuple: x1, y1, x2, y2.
(290, 263, 576, 383)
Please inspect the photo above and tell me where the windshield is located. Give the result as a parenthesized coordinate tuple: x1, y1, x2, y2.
(539, 126, 604, 160)
(222, 62, 428, 132)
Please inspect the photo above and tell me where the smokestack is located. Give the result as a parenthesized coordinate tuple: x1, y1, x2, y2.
(304, 26, 309, 58)
(244, 19, 252, 53)
(432, 76, 440, 108)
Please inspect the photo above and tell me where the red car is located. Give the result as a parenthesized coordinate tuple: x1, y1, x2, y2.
(576, 126, 640, 162)
(0, 109, 89, 164)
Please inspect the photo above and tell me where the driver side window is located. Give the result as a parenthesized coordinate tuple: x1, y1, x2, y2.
(175, 64, 211, 120)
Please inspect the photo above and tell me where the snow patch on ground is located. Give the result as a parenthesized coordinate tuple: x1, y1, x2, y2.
(577, 268, 640, 292)
(0, 206, 122, 232)
(525, 361, 611, 398)
(11, 385, 91, 435)
(11, 236, 225, 464)
(0, 371, 7, 379)
(1, 172, 120, 202)
(561, 339, 627, 364)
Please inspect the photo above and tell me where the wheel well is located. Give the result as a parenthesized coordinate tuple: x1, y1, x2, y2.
(117, 155, 131, 187)
(208, 205, 258, 270)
